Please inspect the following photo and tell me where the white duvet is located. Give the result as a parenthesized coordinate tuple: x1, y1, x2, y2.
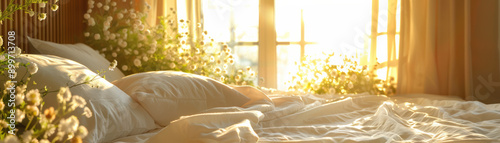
(113, 93, 500, 143)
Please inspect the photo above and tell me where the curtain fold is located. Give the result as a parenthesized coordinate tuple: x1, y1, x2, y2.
(398, 0, 467, 98)
(398, 0, 500, 103)
(386, 0, 398, 82)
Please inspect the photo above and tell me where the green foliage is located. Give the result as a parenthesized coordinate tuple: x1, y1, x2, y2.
(0, 0, 57, 23)
(287, 53, 396, 95)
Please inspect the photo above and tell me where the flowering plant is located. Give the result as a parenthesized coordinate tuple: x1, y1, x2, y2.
(286, 53, 396, 95)
(0, 0, 59, 24)
(0, 49, 108, 143)
(83, 0, 256, 86)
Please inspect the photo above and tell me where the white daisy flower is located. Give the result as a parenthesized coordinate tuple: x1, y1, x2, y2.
(14, 47, 22, 57)
(77, 126, 88, 138)
(15, 109, 25, 122)
(0, 120, 8, 128)
(121, 65, 128, 71)
(28, 62, 38, 75)
(169, 63, 176, 68)
(350, 74, 357, 81)
(22, 130, 33, 142)
(117, 13, 124, 19)
(71, 95, 87, 108)
(109, 60, 117, 71)
(3, 135, 20, 143)
(40, 139, 50, 143)
(96, 2, 103, 8)
(4, 80, 14, 90)
(28, 10, 35, 17)
(39, 2, 46, 8)
(83, 107, 93, 118)
(119, 41, 127, 48)
(57, 87, 72, 103)
(94, 34, 101, 40)
(26, 105, 39, 116)
(58, 116, 79, 134)
(16, 92, 24, 105)
(26, 89, 41, 106)
(51, 4, 59, 11)
(84, 13, 90, 19)
(38, 13, 47, 21)
(88, 18, 96, 26)
(133, 58, 142, 67)
(109, 33, 116, 40)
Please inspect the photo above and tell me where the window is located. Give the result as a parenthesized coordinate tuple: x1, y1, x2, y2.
(201, 0, 259, 84)
(275, 0, 373, 90)
(198, 0, 400, 89)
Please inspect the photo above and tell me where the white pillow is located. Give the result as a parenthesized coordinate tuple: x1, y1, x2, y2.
(11, 54, 158, 143)
(27, 37, 125, 82)
(112, 71, 251, 126)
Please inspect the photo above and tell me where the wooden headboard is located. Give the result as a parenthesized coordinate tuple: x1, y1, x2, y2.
(0, 0, 88, 53)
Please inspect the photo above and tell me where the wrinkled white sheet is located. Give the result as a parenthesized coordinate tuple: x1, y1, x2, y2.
(113, 94, 500, 143)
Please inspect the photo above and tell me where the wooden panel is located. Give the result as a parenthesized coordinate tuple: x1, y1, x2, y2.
(0, 0, 87, 53)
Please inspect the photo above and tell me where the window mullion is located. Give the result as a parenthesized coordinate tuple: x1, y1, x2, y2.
(258, 0, 277, 88)
(300, 9, 305, 62)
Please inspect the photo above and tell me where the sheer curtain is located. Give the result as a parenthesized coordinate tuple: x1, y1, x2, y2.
(138, 0, 177, 25)
(398, 0, 500, 103)
(369, 0, 400, 90)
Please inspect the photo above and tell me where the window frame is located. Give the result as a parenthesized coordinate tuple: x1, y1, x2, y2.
(197, 0, 398, 88)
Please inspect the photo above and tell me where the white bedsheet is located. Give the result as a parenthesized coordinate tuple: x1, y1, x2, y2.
(112, 94, 500, 143)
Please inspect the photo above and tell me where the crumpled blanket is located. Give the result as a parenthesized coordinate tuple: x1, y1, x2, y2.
(145, 93, 500, 143)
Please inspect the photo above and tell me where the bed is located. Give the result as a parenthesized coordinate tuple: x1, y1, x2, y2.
(8, 39, 500, 143)
(109, 93, 500, 143)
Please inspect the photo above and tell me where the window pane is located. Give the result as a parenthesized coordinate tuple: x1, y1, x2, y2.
(376, 35, 388, 62)
(234, 46, 259, 85)
(378, 0, 401, 33)
(202, 0, 259, 43)
(275, 0, 301, 42)
(304, 43, 364, 59)
(396, 0, 401, 32)
(377, 0, 388, 33)
(277, 45, 301, 90)
(303, 0, 372, 45)
(177, 0, 187, 22)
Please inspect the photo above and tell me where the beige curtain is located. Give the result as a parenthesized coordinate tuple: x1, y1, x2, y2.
(398, 0, 500, 103)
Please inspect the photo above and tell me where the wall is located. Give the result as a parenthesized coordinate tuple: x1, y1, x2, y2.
(469, 0, 500, 103)
(0, 0, 87, 53)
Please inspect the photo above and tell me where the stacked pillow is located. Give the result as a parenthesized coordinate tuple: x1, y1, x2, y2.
(12, 54, 158, 142)
(27, 37, 125, 82)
